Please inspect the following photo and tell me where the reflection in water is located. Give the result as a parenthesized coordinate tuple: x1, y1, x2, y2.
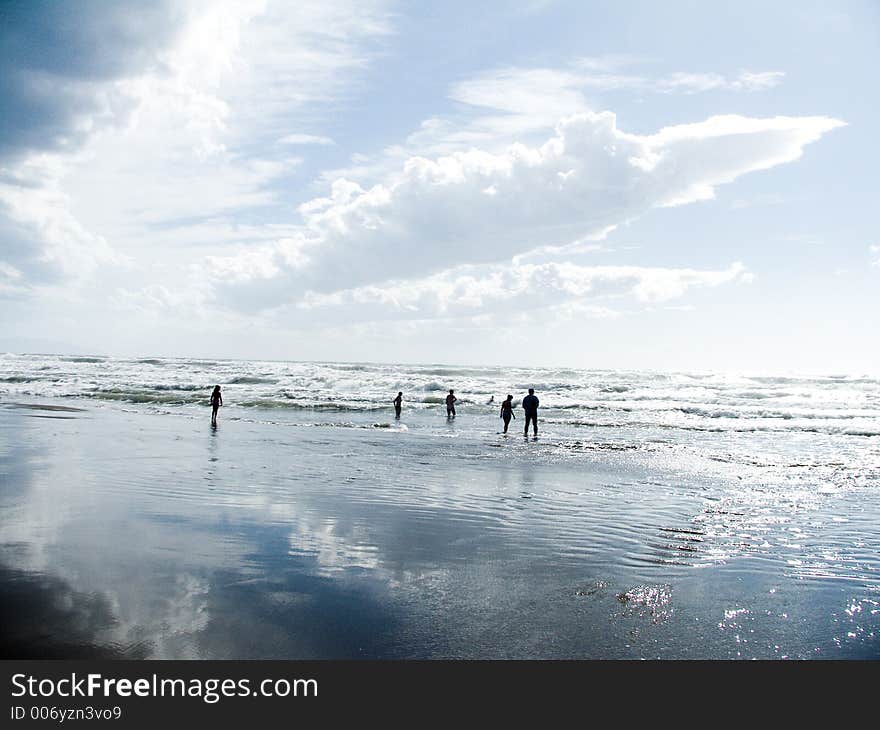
(0, 400, 878, 658)
(206, 425, 219, 492)
(0, 564, 147, 659)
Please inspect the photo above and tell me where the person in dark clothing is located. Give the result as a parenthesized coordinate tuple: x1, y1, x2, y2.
(393, 391, 403, 419)
(500, 394, 515, 434)
(446, 389, 457, 418)
(522, 388, 539, 436)
(210, 385, 223, 426)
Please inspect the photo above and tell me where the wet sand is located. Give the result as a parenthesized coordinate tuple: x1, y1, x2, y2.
(1, 399, 878, 659)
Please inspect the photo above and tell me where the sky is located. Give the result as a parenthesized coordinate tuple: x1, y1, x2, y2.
(0, 0, 877, 373)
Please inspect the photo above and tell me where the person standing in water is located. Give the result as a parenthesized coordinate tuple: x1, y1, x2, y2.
(500, 394, 515, 434)
(446, 389, 458, 418)
(393, 391, 403, 419)
(522, 388, 539, 437)
(210, 385, 223, 426)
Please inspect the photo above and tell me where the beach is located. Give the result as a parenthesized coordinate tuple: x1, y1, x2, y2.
(1, 354, 879, 659)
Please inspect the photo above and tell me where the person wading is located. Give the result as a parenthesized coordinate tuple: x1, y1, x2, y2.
(210, 385, 223, 426)
(446, 389, 458, 418)
(500, 394, 515, 434)
(522, 388, 539, 437)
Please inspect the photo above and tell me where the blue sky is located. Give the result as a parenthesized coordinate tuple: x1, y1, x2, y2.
(0, 0, 877, 373)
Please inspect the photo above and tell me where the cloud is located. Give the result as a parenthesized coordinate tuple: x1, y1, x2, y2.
(0, 1, 392, 289)
(656, 70, 786, 94)
(111, 281, 213, 318)
(0, 1, 191, 288)
(871, 245, 880, 268)
(0, 1, 389, 164)
(319, 61, 792, 187)
(0, 154, 121, 286)
(0, 261, 26, 298)
(450, 68, 592, 120)
(451, 65, 786, 117)
(294, 261, 752, 324)
(0, 0, 190, 164)
(445, 65, 786, 133)
(207, 110, 842, 311)
(278, 134, 336, 146)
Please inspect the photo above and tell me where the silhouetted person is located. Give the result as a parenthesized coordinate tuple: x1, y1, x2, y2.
(487, 395, 495, 405)
(446, 389, 457, 418)
(522, 388, 539, 437)
(500, 394, 515, 434)
(210, 385, 223, 426)
(393, 391, 403, 419)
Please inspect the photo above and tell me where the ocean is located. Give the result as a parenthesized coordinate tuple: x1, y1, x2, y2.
(1, 353, 878, 658)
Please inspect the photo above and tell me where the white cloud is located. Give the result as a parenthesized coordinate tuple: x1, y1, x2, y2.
(0, 261, 26, 297)
(294, 261, 752, 324)
(0, 0, 392, 290)
(278, 134, 336, 146)
(730, 70, 787, 91)
(450, 68, 592, 119)
(0, 154, 121, 285)
(657, 70, 785, 94)
(871, 245, 880, 268)
(320, 61, 791, 184)
(111, 281, 213, 318)
(207, 110, 842, 312)
(452, 66, 786, 118)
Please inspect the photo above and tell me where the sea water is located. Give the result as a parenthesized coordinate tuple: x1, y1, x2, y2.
(0, 353, 878, 658)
